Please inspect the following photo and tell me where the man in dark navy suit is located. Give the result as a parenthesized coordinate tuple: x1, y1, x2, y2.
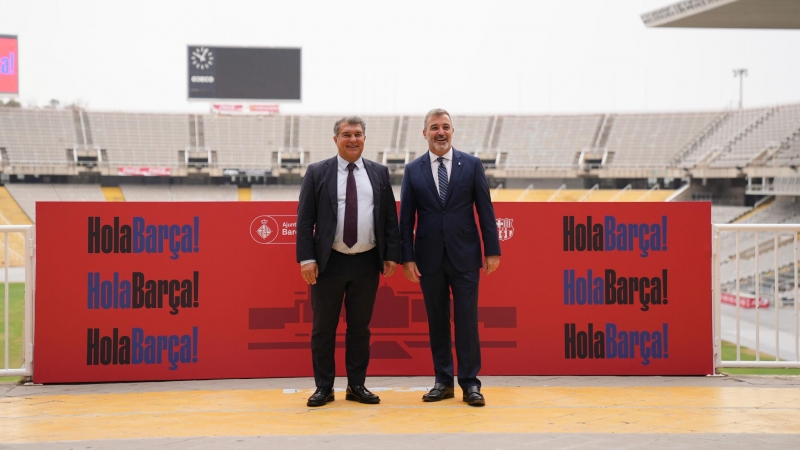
(297, 116, 400, 407)
(399, 108, 501, 407)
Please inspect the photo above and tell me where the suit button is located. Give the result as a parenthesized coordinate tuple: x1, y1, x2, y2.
(442, 211, 446, 215)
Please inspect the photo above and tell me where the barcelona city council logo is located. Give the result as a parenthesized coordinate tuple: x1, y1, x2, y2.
(250, 215, 280, 244)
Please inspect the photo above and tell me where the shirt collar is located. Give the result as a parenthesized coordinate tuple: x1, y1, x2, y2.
(428, 147, 453, 163)
(337, 154, 364, 170)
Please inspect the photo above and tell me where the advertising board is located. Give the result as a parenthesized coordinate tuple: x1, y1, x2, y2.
(0, 35, 19, 95)
(34, 202, 711, 382)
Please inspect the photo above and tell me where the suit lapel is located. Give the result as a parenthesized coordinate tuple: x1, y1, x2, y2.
(364, 159, 381, 225)
(325, 157, 338, 216)
(420, 152, 440, 205)
(442, 148, 463, 207)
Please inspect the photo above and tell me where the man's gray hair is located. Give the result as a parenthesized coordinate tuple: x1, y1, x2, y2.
(424, 108, 452, 129)
(333, 116, 366, 136)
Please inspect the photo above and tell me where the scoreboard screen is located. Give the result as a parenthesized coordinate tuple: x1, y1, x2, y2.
(188, 46, 301, 101)
(0, 35, 18, 95)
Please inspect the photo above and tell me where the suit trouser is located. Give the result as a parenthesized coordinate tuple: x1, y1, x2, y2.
(310, 248, 380, 388)
(419, 247, 482, 390)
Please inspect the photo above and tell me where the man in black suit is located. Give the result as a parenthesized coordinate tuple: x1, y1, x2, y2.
(399, 108, 501, 407)
(296, 116, 400, 407)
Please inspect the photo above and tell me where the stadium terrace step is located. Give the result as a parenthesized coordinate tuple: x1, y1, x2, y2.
(101, 187, 125, 202)
(0, 187, 32, 267)
(733, 196, 775, 223)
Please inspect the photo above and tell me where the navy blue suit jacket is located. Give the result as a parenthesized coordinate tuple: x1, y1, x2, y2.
(399, 148, 501, 275)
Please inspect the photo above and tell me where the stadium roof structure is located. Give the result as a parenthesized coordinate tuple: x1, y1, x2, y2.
(641, 0, 800, 29)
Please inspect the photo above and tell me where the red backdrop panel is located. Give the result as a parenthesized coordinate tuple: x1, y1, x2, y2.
(34, 201, 711, 383)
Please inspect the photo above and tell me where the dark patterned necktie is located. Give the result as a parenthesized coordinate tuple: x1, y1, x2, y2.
(343, 162, 358, 248)
(437, 156, 448, 204)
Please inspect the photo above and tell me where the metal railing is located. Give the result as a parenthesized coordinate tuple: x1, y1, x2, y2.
(0, 225, 34, 377)
(713, 223, 800, 369)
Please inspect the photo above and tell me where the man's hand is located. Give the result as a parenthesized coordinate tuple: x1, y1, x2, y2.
(383, 261, 398, 277)
(403, 261, 421, 283)
(301, 262, 319, 285)
(483, 255, 500, 275)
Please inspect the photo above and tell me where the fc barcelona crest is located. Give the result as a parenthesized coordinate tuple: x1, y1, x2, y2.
(496, 218, 514, 241)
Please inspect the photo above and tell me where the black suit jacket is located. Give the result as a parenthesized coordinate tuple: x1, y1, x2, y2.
(296, 156, 400, 274)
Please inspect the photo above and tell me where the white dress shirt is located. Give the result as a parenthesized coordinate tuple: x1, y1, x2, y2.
(429, 147, 453, 196)
(300, 155, 375, 266)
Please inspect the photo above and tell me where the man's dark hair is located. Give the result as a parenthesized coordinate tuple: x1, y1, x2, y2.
(334, 116, 366, 136)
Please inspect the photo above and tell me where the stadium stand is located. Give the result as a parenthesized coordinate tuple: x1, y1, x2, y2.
(292, 115, 403, 165)
(767, 131, 800, 167)
(737, 197, 800, 225)
(710, 103, 800, 167)
(205, 115, 284, 169)
(121, 185, 238, 202)
(718, 197, 800, 285)
(774, 177, 800, 191)
(0, 104, 798, 245)
(451, 115, 493, 153)
(118, 185, 173, 202)
(0, 105, 797, 173)
(251, 185, 302, 201)
(361, 115, 400, 162)
(677, 107, 769, 167)
(6, 184, 105, 222)
(296, 116, 339, 164)
(89, 112, 190, 166)
(0, 109, 75, 165)
(498, 115, 602, 168)
(711, 205, 751, 224)
(604, 112, 721, 167)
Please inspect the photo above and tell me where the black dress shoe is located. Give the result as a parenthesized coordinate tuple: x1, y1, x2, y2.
(307, 387, 335, 407)
(346, 385, 380, 404)
(422, 383, 455, 402)
(462, 386, 485, 407)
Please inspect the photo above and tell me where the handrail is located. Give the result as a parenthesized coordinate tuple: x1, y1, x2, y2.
(608, 184, 631, 202)
(636, 184, 660, 202)
(516, 184, 533, 202)
(547, 184, 566, 202)
(578, 184, 599, 202)
(0, 224, 34, 378)
(713, 223, 800, 370)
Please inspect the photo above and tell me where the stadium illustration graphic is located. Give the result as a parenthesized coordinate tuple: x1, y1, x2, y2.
(248, 284, 517, 358)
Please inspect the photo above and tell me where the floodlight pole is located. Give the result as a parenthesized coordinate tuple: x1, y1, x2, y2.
(733, 68, 748, 110)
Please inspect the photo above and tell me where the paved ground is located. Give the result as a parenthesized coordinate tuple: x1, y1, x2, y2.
(2, 375, 800, 449)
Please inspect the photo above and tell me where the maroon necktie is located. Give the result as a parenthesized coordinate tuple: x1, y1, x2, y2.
(343, 162, 358, 248)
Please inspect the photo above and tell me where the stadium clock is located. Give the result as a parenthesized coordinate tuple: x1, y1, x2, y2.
(191, 47, 214, 70)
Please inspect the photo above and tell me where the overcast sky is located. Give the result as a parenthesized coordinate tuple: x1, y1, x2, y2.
(2, 0, 799, 115)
